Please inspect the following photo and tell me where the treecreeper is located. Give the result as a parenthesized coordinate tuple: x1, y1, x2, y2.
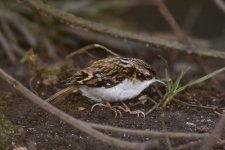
(46, 57, 164, 117)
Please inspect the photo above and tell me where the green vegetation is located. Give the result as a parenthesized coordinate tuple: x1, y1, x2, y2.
(0, 113, 15, 133)
(163, 67, 225, 107)
(37, 66, 61, 78)
(0, 113, 16, 150)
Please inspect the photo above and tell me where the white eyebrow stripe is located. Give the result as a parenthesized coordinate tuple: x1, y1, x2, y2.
(120, 58, 132, 64)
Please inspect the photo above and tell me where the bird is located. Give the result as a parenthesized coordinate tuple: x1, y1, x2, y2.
(46, 57, 164, 117)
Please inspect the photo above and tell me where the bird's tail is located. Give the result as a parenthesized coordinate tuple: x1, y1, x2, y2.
(45, 86, 79, 104)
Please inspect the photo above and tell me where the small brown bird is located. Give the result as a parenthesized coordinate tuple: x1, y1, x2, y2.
(46, 57, 164, 117)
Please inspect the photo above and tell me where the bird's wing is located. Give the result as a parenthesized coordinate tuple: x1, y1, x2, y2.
(66, 57, 133, 88)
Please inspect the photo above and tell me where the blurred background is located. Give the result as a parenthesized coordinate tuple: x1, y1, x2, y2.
(1, 0, 225, 64)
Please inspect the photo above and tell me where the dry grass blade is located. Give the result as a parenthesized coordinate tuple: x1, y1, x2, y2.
(42, 38, 60, 60)
(177, 67, 225, 93)
(174, 140, 203, 150)
(88, 122, 208, 139)
(213, 0, 225, 14)
(163, 67, 225, 107)
(154, 0, 190, 44)
(174, 99, 221, 110)
(66, 44, 120, 59)
(161, 113, 173, 150)
(0, 29, 16, 63)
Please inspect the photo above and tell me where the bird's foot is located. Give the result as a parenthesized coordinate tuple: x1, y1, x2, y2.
(113, 102, 145, 118)
(91, 102, 122, 118)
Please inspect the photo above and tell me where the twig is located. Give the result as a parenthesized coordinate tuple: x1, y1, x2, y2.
(145, 90, 167, 115)
(145, 101, 162, 115)
(154, 0, 190, 44)
(201, 112, 225, 150)
(0, 29, 17, 63)
(213, 0, 225, 14)
(161, 113, 173, 150)
(66, 43, 120, 59)
(1, 20, 25, 56)
(174, 140, 203, 150)
(182, 4, 202, 34)
(174, 99, 222, 110)
(60, 27, 141, 54)
(0, 9, 37, 47)
(19, 0, 225, 59)
(42, 37, 60, 61)
(11, 44, 26, 56)
(0, 68, 158, 150)
(87, 122, 208, 139)
(215, 139, 225, 147)
(1, 20, 17, 44)
(29, 76, 39, 96)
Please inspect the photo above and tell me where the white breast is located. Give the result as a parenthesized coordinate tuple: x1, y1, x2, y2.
(79, 78, 157, 102)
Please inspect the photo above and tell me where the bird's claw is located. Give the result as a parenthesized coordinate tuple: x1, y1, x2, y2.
(129, 110, 145, 118)
(114, 103, 145, 118)
(91, 103, 106, 111)
(91, 102, 122, 118)
(111, 107, 122, 118)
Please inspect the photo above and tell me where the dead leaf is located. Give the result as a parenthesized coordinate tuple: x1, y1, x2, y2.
(78, 107, 86, 111)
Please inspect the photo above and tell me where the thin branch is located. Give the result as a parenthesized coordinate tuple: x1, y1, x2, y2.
(87, 122, 208, 139)
(0, 9, 37, 47)
(213, 0, 225, 14)
(0, 68, 158, 150)
(1, 20, 25, 56)
(201, 112, 225, 150)
(174, 140, 203, 150)
(161, 113, 173, 150)
(66, 43, 120, 59)
(42, 37, 60, 61)
(0, 29, 17, 63)
(1, 20, 17, 44)
(182, 4, 202, 34)
(154, 0, 190, 44)
(145, 100, 162, 115)
(215, 139, 225, 147)
(19, 0, 225, 59)
(174, 99, 222, 110)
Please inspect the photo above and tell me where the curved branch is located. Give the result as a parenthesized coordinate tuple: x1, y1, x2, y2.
(87, 122, 208, 139)
(19, 0, 225, 59)
(213, 0, 225, 14)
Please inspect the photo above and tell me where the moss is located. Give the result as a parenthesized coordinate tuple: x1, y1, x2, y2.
(0, 139, 6, 150)
(0, 113, 16, 150)
(20, 49, 37, 66)
(0, 113, 15, 134)
(37, 66, 61, 78)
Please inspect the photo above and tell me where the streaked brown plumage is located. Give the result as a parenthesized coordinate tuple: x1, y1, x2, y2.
(65, 57, 156, 88)
(46, 57, 160, 114)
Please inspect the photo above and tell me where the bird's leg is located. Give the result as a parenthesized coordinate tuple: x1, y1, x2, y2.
(91, 101, 122, 118)
(113, 102, 145, 118)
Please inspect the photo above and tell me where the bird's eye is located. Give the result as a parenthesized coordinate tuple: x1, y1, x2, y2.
(144, 74, 150, 79)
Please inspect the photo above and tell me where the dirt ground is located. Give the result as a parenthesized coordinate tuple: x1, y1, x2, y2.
(0, 53, 225, 150)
